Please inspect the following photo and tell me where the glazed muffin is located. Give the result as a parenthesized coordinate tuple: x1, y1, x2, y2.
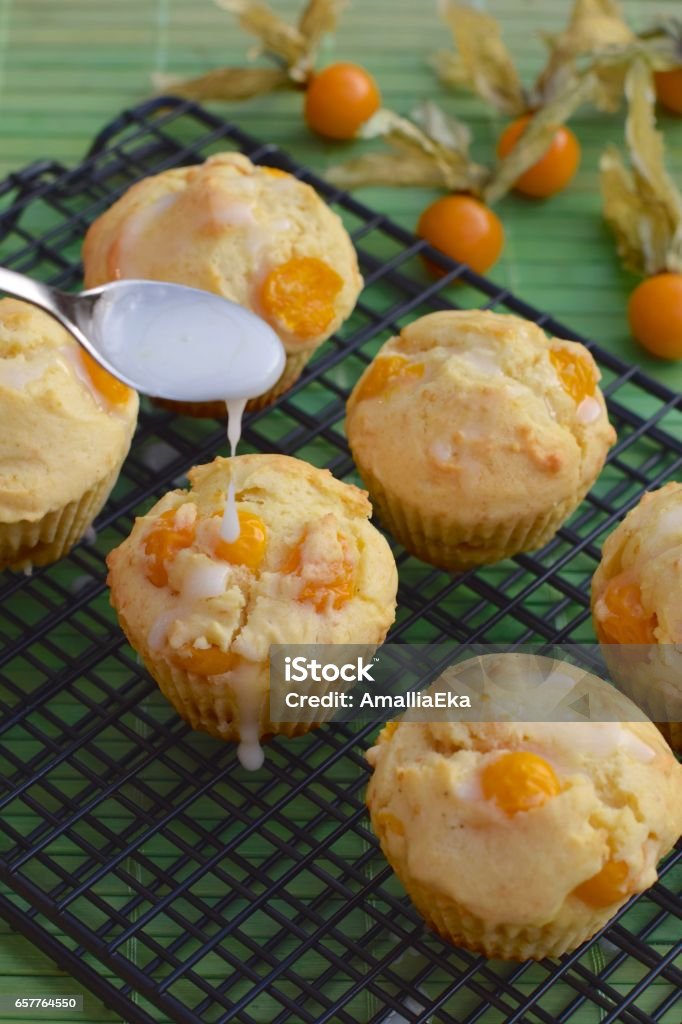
(592, 482, 682, 750)
(346, 310, 615, 571)
(367, 712, 681, 960)
(83, 153, 363, 415)
(106, 454, 398, 767)
(0, 299, 138, 571)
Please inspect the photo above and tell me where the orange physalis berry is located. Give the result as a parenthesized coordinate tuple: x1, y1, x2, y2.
(417, 195, 504, 277)
(597, 574, 658, 645)
(213, 510, 267, 571)
(628, 274, 682, 360)
(80, 349, 133, 407)
(573, 859, 631, 908)
(282, 531, 355, 613)
(549, 347, 596, 404)
(260, 256, 343, 340)
(144, 509, 195, 588)
(496, 116, 581, 198)
(654, 68, 682, 115)
(304, 62, 381, 140)
(355, 354, 424, 402)
(174, 644, 239, 677)
(482, 751, 561, 815)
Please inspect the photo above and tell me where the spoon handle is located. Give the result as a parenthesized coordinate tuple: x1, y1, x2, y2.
(0, 266, 94, 351)
(0, 266, 62, 313)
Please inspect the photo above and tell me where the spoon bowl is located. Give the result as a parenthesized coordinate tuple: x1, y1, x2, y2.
(0, 268, 286, 403)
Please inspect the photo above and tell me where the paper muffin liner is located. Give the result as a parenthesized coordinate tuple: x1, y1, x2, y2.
(397, 873, 619, 961)
(108, 597, 346, 745)
(0, 464, 122, 572)
(139, 650, 321, 742)
(151, 347, 314, 419)
(113, 622, 383, 749)
(352, 459, 587, 572)
(368, 809, 622, 960)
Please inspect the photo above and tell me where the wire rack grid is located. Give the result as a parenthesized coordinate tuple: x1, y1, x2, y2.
(0, 97, 679, 1024)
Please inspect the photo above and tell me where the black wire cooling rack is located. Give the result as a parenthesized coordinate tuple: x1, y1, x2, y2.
(0, 97, 680, 1024)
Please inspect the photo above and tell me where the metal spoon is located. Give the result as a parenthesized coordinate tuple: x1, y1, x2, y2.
(0, 267, 286, 403)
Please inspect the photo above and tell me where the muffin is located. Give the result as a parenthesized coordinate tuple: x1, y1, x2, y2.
(367, 712, 681, 960)
(106, 454, 397, 767)
(83, 153, 363, 415)
(0, 299, 138, 571)
(345, 310, 616, 571)
(592, 482, 682, 751)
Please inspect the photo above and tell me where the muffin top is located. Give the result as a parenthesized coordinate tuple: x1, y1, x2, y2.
(106, 454, 398, 675)
(367, 715, 681, 928)
(83, 153, 363, 353)
(0, 298, 138, 523)
(592, 482, 682, 644)
(346, 310, 616, 524)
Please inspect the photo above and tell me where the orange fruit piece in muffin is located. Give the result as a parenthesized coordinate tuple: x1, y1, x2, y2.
(549, 347, 596, 404)
(260, 256, 343, 340)
(482, 751, 561, 815)
(596, 573, 658, 645)
(80, 349, 134, 407)
(573, 859, 631, 908)
(282, 529, 355, 612)
(144, 509, 196, 588)
(355, 354, 424, 402)
(212, 510, 267, 570)
(173, 645, 240, 677)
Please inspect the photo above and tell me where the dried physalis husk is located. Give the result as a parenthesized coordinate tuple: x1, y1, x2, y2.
(295, 0, 347, 78)
(484, 73, 596, 205)
(601, 58, 682, 275)
(637, 18, 682, 73)
(432, 1, 527, 117)
(600, 148, 666, 274)
(153, 67, 290, 101)
(326, 103, 488, 193)
(534, 0, 634, 111)
(155, 0, 345, 100)
(217, 0, 309, 68)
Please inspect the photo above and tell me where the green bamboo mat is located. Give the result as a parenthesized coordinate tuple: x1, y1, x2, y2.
(0, 2, 680, 1022)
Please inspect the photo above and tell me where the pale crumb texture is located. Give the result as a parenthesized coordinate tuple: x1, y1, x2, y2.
(0, 299, 138, 565)
(346, 310, 616, 570)
(107, 454, 398, 742)
(82, 152, 363, 354)
(366, 716, 682, 960)
(592, 482, 682, 746)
